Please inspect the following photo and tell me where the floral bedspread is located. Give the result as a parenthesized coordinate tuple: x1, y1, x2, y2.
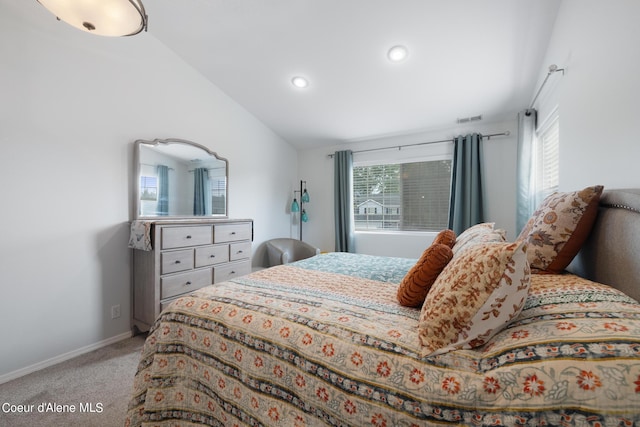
(126, 252, 640, 426)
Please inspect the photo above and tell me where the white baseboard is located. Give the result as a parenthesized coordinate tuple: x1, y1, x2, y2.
(0, 331, 133, 385)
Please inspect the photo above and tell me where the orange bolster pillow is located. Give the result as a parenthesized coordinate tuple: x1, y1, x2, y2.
(397, 243, 454, 307)
(433, 229, 456, 248)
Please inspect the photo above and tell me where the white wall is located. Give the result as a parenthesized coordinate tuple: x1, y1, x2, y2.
(297, 119, 519, 258)
(0, 2, 297, 380)
(534, 0, 640, 190)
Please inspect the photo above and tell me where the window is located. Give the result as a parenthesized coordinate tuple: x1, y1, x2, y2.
(140, 176, 157, 201)
(139, 175, 158, 216)
(535, 112, 559, 198)
(210, 175, 227, 215)
(353, 159, 452, 232)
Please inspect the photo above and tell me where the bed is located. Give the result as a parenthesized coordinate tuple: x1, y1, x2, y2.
(126, 188, 640, 426)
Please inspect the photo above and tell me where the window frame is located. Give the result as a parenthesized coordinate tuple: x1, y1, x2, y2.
(352, 149, 453, 234)
(139, 175, 158, 201)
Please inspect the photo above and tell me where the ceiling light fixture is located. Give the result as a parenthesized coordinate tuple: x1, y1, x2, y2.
(387, 45, 408, 62)
(291, 76, 309, 89)
(36, 0, 148, 37)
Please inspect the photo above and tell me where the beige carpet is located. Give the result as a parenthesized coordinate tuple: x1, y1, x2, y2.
(0, 334, 146, 427)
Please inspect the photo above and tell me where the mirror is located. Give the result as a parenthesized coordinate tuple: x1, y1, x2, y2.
(134, 138, 228, 218)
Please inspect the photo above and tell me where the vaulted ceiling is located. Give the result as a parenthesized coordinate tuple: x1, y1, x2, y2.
(145, 0, 561, 149)
(20, 0, 562, 149)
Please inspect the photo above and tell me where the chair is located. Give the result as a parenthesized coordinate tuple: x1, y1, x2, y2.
(265, 238, 320, 267)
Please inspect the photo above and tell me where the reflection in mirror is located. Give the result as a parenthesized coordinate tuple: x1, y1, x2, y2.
(135, 138, 228, 218)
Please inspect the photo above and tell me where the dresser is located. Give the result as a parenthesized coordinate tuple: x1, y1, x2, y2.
(132, 218, 253, 332)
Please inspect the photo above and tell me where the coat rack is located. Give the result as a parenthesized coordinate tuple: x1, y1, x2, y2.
(291, 180, 309, 240)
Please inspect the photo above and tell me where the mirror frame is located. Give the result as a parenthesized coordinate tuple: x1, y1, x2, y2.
(134, 138, 229, 219)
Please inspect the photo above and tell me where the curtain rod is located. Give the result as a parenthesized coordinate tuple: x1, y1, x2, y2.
(327, 131, 510, 158)
(528, 64, 565, 110)
(188, 166, 226, 172)
(141, 162, 174, 170)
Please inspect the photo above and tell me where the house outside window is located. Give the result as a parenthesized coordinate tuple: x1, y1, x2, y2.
(353, 159, 452, 232)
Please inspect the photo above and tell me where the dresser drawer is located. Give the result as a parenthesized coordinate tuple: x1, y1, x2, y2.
(162, 225, 212, 249)
(161, 268, 212, 300)
(230, 241, 251, 261)
(214, 260, 251, 282)
(161, 249, 194, 274)
(214, 223, 252, 243)
(195, 244, 230, 267)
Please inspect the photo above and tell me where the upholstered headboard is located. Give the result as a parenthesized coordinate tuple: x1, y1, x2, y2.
(567, 188, 640, 303)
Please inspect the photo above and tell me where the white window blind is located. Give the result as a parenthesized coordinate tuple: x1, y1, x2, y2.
(211, 175, 227, 215)
(536, 114, 559, 197)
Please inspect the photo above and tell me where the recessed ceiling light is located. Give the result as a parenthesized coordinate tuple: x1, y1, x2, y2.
(387, 45, 408, 62)
(291, 76, 309, 88)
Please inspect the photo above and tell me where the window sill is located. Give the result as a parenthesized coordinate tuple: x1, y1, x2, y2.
(355, 230, 438, 237)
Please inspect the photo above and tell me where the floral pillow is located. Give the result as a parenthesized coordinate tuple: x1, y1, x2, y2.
(418, 241, 530, 357)
(451, 222, 506, 256)
(517, 185, 603, 273)
(397, 243, 453, 307)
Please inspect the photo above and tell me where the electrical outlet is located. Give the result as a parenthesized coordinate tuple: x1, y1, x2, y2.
(111, 304, 121, 319)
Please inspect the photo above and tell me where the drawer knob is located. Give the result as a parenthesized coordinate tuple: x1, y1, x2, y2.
(237, 250, 243, 254)
(210, 254, 216, 258)
(231, 231, 236, 235)
(186, 235, 192, 239)
(175, 260, 181, 264)
(230, 271, 236, 274)
(186, 281, 192, 286)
